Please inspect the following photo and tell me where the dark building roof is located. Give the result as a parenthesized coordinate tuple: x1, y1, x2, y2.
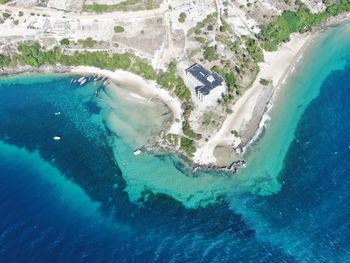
(185, 63, 223, 96)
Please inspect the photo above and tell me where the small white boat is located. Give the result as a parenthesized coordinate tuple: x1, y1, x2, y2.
(133, 149, 142, 156)
(54, 112, 61, 115)
(53, 136, 61, 141)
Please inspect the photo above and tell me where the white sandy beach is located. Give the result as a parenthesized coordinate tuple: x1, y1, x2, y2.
(193, 32, 314, 165)
(70, 66, 183, 135)
(70, 33, 315, 166)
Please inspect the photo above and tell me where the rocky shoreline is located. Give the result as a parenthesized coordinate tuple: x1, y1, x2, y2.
(0, 65, 72, 77)
(144, 134, 247, 175)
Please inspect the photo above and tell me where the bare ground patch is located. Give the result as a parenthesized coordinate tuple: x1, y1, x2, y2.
(112, 17, 165, 55)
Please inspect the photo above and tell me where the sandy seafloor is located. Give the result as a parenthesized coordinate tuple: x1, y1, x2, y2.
(1, 23, 350, 261)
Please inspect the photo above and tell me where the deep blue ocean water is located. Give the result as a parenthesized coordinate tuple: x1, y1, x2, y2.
(1, 28, 350, 262)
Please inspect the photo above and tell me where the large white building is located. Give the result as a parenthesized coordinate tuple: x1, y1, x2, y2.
(185, 63, 225, 106)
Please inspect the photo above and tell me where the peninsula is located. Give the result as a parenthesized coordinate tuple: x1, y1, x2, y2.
(0, 0, 349, 168)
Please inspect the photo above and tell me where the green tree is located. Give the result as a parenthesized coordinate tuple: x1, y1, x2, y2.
(260, 78, 269, 86)
(60, 38, 70, 46)
(0, 54, 10, 68)
(80, 37, 97, 48)
(203, 46, 218, 62)
(246, 38, 263, 62)
(114, 25, 125, 33)
(180, 136, 196, 156)
(178, 12, 187, 23)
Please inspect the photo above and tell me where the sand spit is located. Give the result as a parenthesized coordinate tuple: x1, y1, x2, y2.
(193, 32, 315, 165)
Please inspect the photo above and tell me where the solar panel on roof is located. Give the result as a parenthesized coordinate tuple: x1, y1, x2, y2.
(186, 63, 224, 96)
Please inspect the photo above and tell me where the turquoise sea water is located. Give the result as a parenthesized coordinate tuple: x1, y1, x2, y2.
(235, 24, 350, 195)
(1, 23, 350, 261)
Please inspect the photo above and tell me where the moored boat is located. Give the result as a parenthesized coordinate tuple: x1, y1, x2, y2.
(133, 149, 142, 155)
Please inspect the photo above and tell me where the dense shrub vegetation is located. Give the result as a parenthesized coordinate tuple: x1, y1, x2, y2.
(203, 46, 218, 62)
(245, 38, 263, 62)
(79, 37, 97, 48)
(59, 38, 70, 46)
(180, 136, 196, 157)
(156, 62, 191, 102)
(83, 0, 141, 12)
(260, 1, 350, 51)
(83, 0, 158, 12)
